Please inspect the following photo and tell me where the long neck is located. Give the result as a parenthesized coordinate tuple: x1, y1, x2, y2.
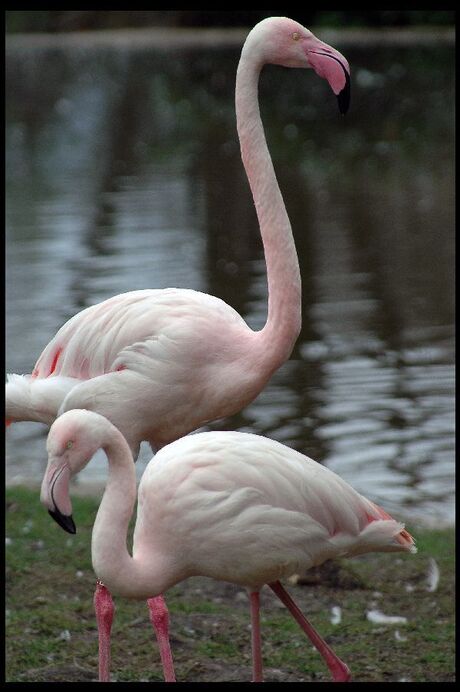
(91, 427, 168, 599)
(236, 47, 301, 369)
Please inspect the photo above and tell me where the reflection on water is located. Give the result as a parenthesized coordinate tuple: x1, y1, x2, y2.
(5, 32, 454, 524)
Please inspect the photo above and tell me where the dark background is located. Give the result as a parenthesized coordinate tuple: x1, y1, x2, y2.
(5, 10, 455, 33)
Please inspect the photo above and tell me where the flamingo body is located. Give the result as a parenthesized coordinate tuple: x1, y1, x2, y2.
(131, 430, 414, 596)
(18, 288, 270, 454)
(6, 16, 350, 459)
(42, 409, 415, 681)
(134, 434, 413, 593)
(11, 15, 353, 682)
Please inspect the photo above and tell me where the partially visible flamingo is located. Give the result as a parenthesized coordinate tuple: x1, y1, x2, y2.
(7, 16, 351, 682)
(42, 409, 415, 682)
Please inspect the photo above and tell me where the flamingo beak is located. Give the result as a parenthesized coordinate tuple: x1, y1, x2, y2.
(41, 463, 76, 534)
(306, 40, 351, 114)
(48, 506, 76, 534)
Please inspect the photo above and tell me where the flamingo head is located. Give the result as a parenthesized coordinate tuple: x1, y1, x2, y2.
(40, 409, 114, 534)
(247, 16, 351, 114)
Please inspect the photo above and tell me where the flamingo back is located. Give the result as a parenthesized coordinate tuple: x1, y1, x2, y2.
(133, 431, 415, 589)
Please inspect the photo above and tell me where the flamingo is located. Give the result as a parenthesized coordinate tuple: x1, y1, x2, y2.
(7, 16, 351, 682)
(41, 409, 415, 682)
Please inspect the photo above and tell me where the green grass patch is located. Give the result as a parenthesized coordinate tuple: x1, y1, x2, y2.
(6, 486, 455, 682)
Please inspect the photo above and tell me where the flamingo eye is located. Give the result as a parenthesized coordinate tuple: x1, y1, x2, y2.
(66, 440, 73, 450)
(292, 32, 300, 41)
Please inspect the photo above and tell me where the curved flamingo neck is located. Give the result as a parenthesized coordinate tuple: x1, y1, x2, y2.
(236, 45, 301, 369)
(91, 425, 167, 599)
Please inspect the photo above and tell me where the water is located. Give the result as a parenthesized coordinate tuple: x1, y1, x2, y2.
(5, 30, 455, 525)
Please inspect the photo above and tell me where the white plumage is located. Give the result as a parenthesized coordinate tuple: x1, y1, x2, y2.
(42, 409, 415, 682)
(15, 15, 356, 683)
(133, 430, 415, 593)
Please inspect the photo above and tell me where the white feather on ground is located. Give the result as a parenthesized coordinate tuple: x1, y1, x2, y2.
(330, 606, 342, 625)
(394, 629, 408, 642)
(426, 557, 440, 592)
(366, 609, 408, 625)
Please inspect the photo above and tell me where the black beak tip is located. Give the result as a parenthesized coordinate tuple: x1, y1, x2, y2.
(48, 508, 77, 534)
(337, 74, 351, 115)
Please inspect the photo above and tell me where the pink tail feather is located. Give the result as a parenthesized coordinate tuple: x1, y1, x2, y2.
(366, 502, 416, 551)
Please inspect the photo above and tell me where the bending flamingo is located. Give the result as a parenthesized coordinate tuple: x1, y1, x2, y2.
(7, 16, 351, 681)
(42, 409, 415, 682)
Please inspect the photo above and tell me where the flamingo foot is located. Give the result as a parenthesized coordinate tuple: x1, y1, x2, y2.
(332, 661, 352, 682)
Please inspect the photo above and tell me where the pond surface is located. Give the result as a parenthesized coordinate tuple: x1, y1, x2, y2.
(5, 30, 455, 525)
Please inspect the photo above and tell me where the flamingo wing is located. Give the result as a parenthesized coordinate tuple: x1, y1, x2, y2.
(134, 432, 414, 587)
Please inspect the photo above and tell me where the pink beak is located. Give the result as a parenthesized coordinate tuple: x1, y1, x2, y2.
(307, 41, 351, 114)
(41, 462, 76, 534)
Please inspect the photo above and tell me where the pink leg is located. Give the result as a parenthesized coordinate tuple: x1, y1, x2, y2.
(94, 580, 115, 682)
(147, 595, 176, 682)
(269, 581, 351, 682)
(249, 591, 263, 682)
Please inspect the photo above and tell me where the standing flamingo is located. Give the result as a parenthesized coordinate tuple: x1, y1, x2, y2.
(42, 409, 415, 682)
(7, 16, 350, 682)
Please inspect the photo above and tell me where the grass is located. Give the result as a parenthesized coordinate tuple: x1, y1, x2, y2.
(5, 486, 455, 682)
